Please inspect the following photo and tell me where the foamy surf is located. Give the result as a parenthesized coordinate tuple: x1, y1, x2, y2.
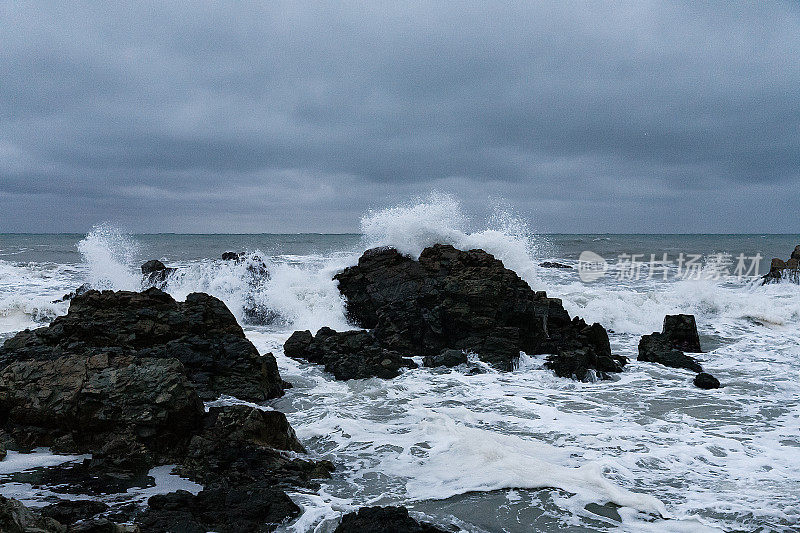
(1, 199, 799, 531)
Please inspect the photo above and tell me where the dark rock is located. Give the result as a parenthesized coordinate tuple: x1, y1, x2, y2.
(221, 251, 243, 261)
(0, 354, 204, 469)
(423, 349, 468, 368)
(141, 260, 175, 288)
(694, 372, 721, 389)
(638, 333, 702, 373)
(283, 330, 313, 358)
(329, 244, 620, 379)
(176, 405, 332, 488)
(137, 484, 300, 533)
(0, 495, 66, 533)
(0, 288, 287, 402)
(334, 506, 447, 533)
(539, 261, 572, 269)
(662, 314, 703, 352)
(283, 327, 417, 380)
(762, 245, 800, 284)
(54, 283, 92, 303)
(40, 499, 110, 525)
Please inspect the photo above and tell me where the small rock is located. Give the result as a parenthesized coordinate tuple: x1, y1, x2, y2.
(221, 251, 243, 261)
(694, 372, 721, 389)
(40, 500, 109, 525)
(539, 261, 572, 269)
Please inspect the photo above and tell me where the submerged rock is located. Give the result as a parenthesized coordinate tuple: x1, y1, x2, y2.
(0, 288, 288, 402)
(539, 261, 572, 269)
(308, 244, 622, 380)
(334, 506, 447, 533)
(694, 372, 721, 389)
(284, 328, 417, 380)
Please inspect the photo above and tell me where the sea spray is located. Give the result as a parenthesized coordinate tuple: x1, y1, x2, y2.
(77, 224, 140, 291)
(360, 193, 546, 285)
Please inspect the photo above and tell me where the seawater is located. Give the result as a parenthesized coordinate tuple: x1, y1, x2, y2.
(0, 197, 799, 532)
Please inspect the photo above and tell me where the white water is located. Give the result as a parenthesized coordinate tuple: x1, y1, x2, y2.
(1, 198, 799, 531)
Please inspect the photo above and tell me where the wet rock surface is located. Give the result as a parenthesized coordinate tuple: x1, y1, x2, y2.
(333, 506, 448, 533)
(0, 288, 287, 402)
(136, 485, 301, 533)
(539, 261, 572, 269)
(638, 314, 704, 373)
(0, 289, 330, 532)
(694, 372, 721, 389)
(287, 244, 623, 380)
(284, 328, 417, 380)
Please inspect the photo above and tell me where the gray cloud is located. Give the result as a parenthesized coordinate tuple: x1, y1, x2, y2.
(2, 1, 799, 233)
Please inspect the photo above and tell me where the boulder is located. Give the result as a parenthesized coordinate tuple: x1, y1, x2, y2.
(324, 244, 621, 380)
(334, 506, 447, 533)
(694, 372, 721, 389)
(0, 288, 288, 401)
(662, 314, 703, 352)
(638, 333, 702, 373)
(762, 245, 800, 284)
(0, 495, 66, 533)
(792, 245, 800, 262)
(136, 485, 300, 533)
(423, 349, 468, 368)
(283, 328, 417, 380)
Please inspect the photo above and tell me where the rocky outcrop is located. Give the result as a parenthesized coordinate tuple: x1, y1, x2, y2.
(638, 314, 703, 372)
(0, 288, 287, 401)
(694, 372, 721, 389)
(221, 251, 244, 261)
(762, 244, 800, 284)
(284, 328, 417, 380)
(539, 261, 572, 269)
(287, 244, 623, 381)
(0, 289, 331, 530)
(334, 506, 447, 533)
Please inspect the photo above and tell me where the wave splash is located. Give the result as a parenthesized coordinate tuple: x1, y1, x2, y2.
(360, 193, 546, 284)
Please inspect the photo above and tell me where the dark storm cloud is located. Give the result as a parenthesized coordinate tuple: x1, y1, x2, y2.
(2, 1, 799, 233)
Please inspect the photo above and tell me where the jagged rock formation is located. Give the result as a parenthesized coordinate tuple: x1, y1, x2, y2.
(762, 245, 800, 284)
(286, 244, 625, 381)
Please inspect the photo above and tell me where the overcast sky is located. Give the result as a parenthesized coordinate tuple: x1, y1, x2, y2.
(2, 1, 799, 233)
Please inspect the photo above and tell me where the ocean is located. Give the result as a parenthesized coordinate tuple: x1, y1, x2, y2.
(1, 199, 799, 532)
